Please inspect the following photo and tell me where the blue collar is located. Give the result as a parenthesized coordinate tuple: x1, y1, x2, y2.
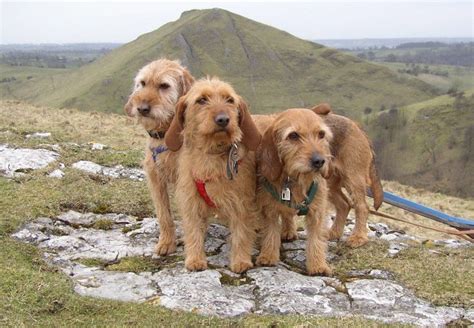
(150, 145, 168, 162)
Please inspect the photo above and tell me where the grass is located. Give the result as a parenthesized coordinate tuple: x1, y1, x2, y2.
(0, 100, 472, 326)
(0, 8, 435, 119)
(92, 218, 114, 230)
(333, 241, 474, 308)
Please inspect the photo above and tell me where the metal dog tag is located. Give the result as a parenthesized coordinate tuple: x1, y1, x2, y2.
(226, 143, 239, 180)
(281, 187, 291, 201)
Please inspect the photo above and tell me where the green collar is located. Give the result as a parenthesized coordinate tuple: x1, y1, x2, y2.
(261, 177, 318, 216)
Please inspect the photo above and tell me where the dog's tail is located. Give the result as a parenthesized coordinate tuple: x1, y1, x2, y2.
(369, 157, 384, 210)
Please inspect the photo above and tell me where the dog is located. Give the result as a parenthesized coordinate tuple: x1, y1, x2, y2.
(254, 108, 333, 276)
(292, 103, 383, 248)
(165, 77, 262, 273)
(124, 59, 194, 255)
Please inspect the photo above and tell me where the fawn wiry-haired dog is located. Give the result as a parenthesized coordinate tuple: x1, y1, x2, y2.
(254, 108, 333, 276)
(165, 78, 262, 273)
(124, 59, 194, 255)
(304, 103, 383, 248)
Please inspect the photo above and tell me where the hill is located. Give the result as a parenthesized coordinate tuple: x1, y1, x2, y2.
(368, 89, 474, 197)
(0, 8, 435, 117)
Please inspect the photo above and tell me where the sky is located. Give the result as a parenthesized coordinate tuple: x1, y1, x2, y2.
(1, 0, 473, 44)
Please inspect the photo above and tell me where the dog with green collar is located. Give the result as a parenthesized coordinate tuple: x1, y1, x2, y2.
(254, 107, 333, 276)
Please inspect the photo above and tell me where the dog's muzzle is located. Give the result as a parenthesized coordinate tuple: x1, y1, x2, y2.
(310, 153, 325, 169)
(137, 104, 151, 116)
(214, 112, 230, 128)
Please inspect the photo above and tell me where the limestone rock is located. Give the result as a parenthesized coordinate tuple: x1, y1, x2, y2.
(71, 263, 158, 302)
(11, 212, 469, 325)
(26, 132, 51, 139)
(72, 160, 145, 181)
(347, 279, 464, 327)
(0, 144, 59, 177)
(151, 266, 255, 316)
(48, 169, 65, 178)
(248, 267, 350, 316)
(91, 143, 107, 150)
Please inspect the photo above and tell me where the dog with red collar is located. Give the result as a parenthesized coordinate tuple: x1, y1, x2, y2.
(165, 77, 261, 273)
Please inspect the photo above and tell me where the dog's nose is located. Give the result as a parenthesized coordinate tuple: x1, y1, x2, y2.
(311, 154, 325, 169)
(214, 113, 230, 128)
(137, 104, 151, 115)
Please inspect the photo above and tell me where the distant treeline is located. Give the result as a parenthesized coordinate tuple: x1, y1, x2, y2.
(1, 52, 98, 68)
(0, 43, 121, 68)
(356, 42, 474, 67)
(395, 41, 450, 49)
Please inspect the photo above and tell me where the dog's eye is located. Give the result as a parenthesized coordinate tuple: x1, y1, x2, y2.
(288, 132, 300, 141)
(226, 97, 234, 104)
(159, 83, 170, 90)
(140, 81, 145, 87)
(196, 97, 207, 105)
(318, 130, 325, 139)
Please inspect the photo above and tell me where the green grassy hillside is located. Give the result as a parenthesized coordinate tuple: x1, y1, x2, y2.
(0, 9, 436, 117)
(368, 90, 474, 197)
(376, 62, 474, 92)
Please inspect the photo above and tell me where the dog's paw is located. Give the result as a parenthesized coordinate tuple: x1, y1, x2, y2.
(307, 263, 332, 277)
(256, 254, 279, 267)
(185, 258, 208, 271)
(155, 240, 177, 256)
(230, 261, 253, 273)
(281, 230, 298, 242)
(328, 227, 343, 241)
(346, 234, 368, 248)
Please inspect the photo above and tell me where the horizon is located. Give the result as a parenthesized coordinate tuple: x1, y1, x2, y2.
(1, 36, 474, 46)
(1, 3, 472, 44)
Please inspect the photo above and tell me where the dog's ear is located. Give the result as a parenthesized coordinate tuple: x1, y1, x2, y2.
(179, 69, 194, 96)
(165, 97, 187, 151)
(124, 97, 135, 117)
(311, 103, 332, 116)
(258, 125, 282, 181)
(238, 97, 262, 151)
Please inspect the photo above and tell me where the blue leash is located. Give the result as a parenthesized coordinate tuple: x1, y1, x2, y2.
(367, 189, 474, 230)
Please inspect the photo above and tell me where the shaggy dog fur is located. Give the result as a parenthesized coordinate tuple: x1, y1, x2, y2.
(253, 108, 333, 276)
(165, 78, 262, 273)
(124, 59, 194, 255)
(288, 103, 384, 248)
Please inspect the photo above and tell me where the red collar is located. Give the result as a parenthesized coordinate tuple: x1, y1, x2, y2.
(194, 179, 217, 208)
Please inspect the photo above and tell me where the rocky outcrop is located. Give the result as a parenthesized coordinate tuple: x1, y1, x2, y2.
(11, 211, 472, 327)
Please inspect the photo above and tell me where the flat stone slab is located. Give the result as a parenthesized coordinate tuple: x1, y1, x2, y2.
(11, 211, 471, 327)
(0, 144, 59, 177)
(72, 160, 145, 181)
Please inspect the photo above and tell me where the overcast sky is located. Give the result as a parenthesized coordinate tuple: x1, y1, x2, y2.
(1, 1, 472, 44)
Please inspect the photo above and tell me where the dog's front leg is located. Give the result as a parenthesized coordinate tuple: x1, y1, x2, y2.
(281, 213, 298, 241)
(182, 211, 208, 271)
(228, 211, 255, 273)
(256, 206, 281, 267)
(305, 206, 332, 276)
(144, 158, 176, 255)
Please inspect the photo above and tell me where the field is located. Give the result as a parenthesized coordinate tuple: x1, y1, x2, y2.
(377, 62, 474, 92)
